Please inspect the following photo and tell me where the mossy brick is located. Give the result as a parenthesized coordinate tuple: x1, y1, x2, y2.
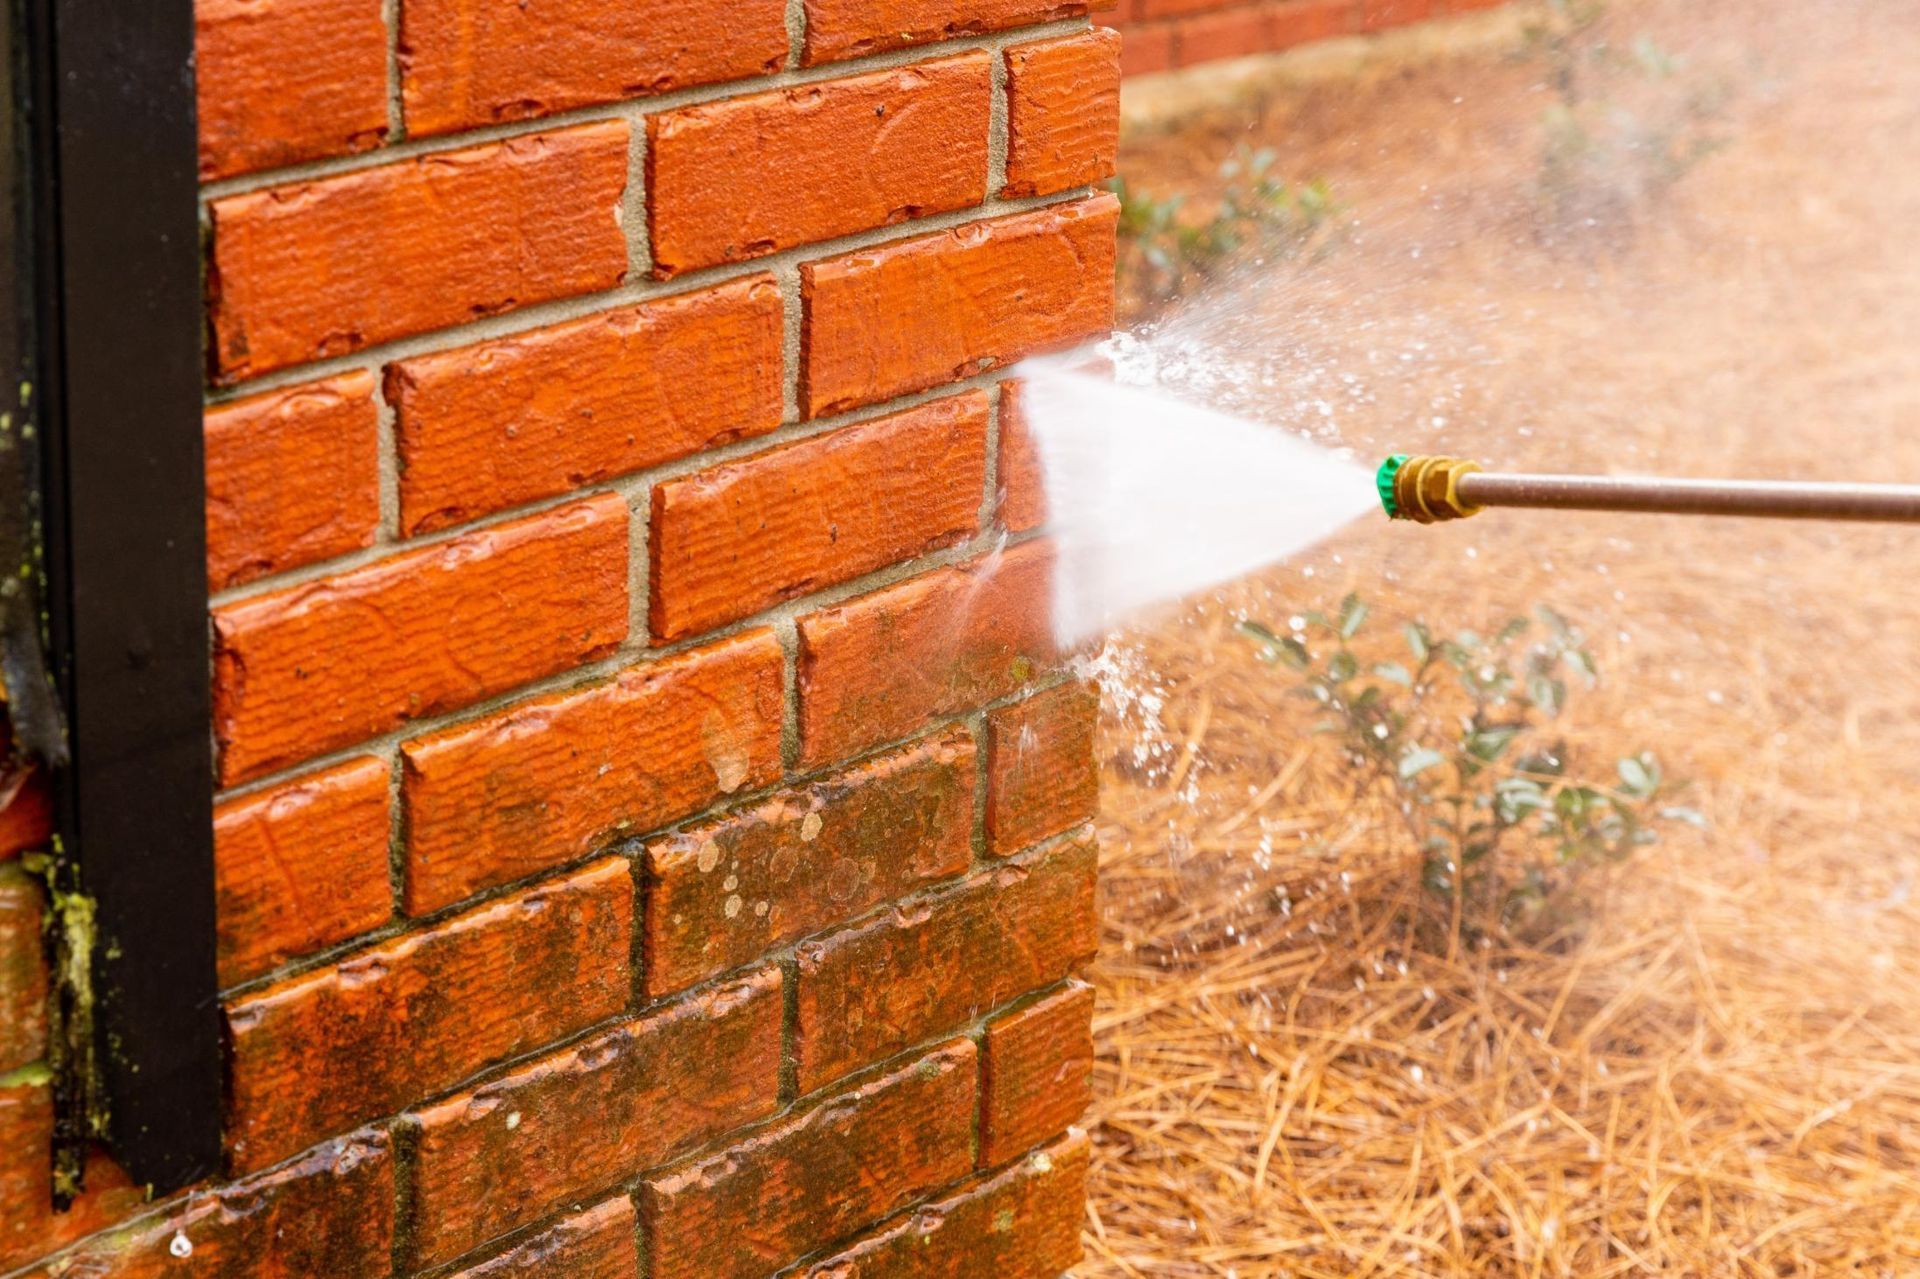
(410, 969, 781, 1267)
(402, 630, 785, 915)
(640, 1041, 977, 1279)
(793, 835, 1097, 1092)
(643, 728, 975, 999)
(223, 858, 632, 1172)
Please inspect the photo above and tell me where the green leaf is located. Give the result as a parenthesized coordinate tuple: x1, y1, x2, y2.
(1236, 620, 1310, 670)
(1498, 616, 1530, 643)
(1404, 623, 1431, 662)
(1565, 647, 1598, 685)
(1399, 747, 1446, 780)
(1659, 806, 1709, 829)
(1328, 651, 1358, 682)
(1537, 605, 1573, 640)
(1372, 662, 1412, 687)
(1338, 593, 1369, 638)
(1467, 726, 1521, 763)
(1617, 753, 1660, 798)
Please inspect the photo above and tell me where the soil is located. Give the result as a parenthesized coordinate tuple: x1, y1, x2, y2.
(1083, 0, 1920, 1273)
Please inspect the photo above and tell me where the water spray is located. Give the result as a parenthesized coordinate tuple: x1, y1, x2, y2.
(1378, 454, 1920, 524)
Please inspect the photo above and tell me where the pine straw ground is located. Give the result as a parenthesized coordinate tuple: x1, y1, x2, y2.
(1078, 0, 1920, 1274)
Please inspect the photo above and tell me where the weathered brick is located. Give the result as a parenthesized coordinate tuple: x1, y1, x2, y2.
(208, 123, 629, 382)
(402, 632, 784, 914)
(650, 392, 989, 642)
(980, 982, 1094, 1166)
(13, 1125, 392, 1279)
(0, 768, 51, 861)
(649, 56, 991, 277)
(796, 1132, 1088, 1278)
(205, 372, 382, 591)
(212, 495, 628, 786)
(995, 381, 1046, 532)
(796, 539, 1057, 769)
(640, 1041, 977, 1279)
(1360, 0, 1432, 29)
(0, 866, 44, 1073)
(1002, 30, 1122, 199)
(802, 196, 1117, 417)
(389, 275, 785, 535)
(213, 756, 393, 988)
(401, 0, 789, 138)
(447, 1198, 637, 1279)
(196, 0, 389, 180)
(643, 729, 975, 998)
(794, 836, 1095, 1091)
(224, 858, 632, 1172)
(412, 969, 780, 1266)
(1271, 0, 1359, 47)
(803, 0, 1091, 65)
(985, 680, 1098, 855)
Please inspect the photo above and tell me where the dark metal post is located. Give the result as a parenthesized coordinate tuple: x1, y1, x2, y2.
(20, 0, 221, 1193)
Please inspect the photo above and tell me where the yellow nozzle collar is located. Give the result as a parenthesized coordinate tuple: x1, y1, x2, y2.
(1391, 454, 1484, 523)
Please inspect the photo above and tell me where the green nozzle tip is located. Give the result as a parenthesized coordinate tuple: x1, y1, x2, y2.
(1377, 454, 1408, 519)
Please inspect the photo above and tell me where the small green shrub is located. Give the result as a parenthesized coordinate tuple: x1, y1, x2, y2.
(1238, 596, 1701, 946)
(1521, 0, 1729, 231)
(1109, 145, 1338, 308)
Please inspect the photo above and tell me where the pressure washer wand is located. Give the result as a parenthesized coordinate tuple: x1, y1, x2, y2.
(1378, 455, 1920, 525)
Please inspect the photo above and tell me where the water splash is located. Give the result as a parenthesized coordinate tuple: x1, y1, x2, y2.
(1016, 355, 1380, 646)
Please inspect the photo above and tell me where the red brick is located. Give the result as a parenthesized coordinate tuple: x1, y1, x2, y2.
(640, 1041, 977, 1279)
(205, 372, 381, 592)
(799, 1132, 1088, 1278)
(0, 768, 51, 861)
(1003, 30, 1121, 199)
(649, 55, 991, 277)
(1360, 0, 1432, 29)
(803, 0, 1090, 64)
(400, 0, 789, 138)
(986, 680, 1098, 855)
(22, 1134, 391, 1279)
(447, 1198, 637, 1279)
(802, 195, 1117, 417)
(1119, 21, 1177, 74)
(796, 539, 1058, 769)
(401, 631, 784, 914)
(224, 858, 632, 1172)
(995, 381, 1046, 532)
(1176, 6, 1267, 62)
(212, 494, 628, 786)
(1133, 0, 1232, 18)
(650, 392, 989, 642)
(0, 867, 44, 1073)
(196, 0, 389, 180)
(1270, 0, 1359, 47)
(643, 729, 975, 999)
(207, 123, 629, 383)
(389, 275, 785, 535)
(411, 969, 780, 1266)
(0, 1085, 147, 1273)
(794, 835, 1095, 1091)
(980, 982, 1094, 1166)
(1442, 0, 1507, 10)
(213, 756, 393, 989)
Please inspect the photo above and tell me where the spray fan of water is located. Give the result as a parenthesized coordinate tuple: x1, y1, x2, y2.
(1014, 356, 1380, 646)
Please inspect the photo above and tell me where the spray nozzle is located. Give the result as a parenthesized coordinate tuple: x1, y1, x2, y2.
(1377, 454, 1485, 523)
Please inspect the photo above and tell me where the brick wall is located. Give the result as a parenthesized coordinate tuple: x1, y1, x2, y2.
(1108, 0, 1508, 76)
(0, 0, 1117, 1273)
